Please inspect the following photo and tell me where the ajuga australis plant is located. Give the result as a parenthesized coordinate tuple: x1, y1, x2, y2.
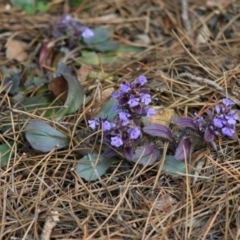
(88, 76, 239, 165)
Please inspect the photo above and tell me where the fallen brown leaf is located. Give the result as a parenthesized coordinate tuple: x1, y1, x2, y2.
(49, 75, 68, 102)
(5, 39, 28, 62)
(148, 108, 176, 126)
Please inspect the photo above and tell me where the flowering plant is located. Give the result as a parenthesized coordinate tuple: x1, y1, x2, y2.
(88, 75, 157, 163)
(89, 76, 239, 165)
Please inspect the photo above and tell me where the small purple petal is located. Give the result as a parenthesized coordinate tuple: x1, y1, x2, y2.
(222, 126, 235, 137)
(111, 91, 121, 99)
(61, 14, 72, 24)
(81, 27, 94, 38)
(215, 106, 221, 114)
(88, 118, 99, 130)
(119, 112, 131, 121)
(128, 97, 139, 107)
(103, 121, 113, 131)
(127, 127, 141, 139)
(145, 108, 156, 117)
(134, 75, 147, 86)
(120, 82, 131, 93)
(213, 118, 224, 128)
(111, 135, 123, 147)
(140, 93, 151, 105)
(223, 98, 235, 107)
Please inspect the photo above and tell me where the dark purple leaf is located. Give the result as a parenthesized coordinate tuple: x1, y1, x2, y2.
(103, 148, 117, 158)
(174, 138, 192, 161)
(204, 128, 214, 142)
(132, 105, 142, 115)
(123, 146, 133, 160)
(131, 144, 160, 166)
(143, 123, 173, 141)
(175, 117, 195, 129)
(118, 97, 128, 106)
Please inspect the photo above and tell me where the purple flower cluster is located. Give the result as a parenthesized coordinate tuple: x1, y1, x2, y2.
(193, 98, 238, 142)
(143, 98, 239, 161)
(50, 14, 94, 39)
(111, 75, 156, 117)
(88, 76, 156, 160)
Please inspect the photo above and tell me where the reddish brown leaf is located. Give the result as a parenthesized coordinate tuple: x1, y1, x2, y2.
(48, 76, 68, 101)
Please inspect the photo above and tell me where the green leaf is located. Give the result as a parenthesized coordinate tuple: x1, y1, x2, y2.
(25, 120, 70, 152)
(36, 2, 48, 13)
(117, 44, 145, 53)
(81, 51, 121, 66)
(83, 27, 111, 45)
(0, 141, 14, 165)
(54, 73, 84, 121)
(162, 155, 186, 177)
(95, 40, 119, 52)
(95, 98, 119, 122)
(1, 67, 21, 95)
(75, 153, 113, 181)
(16, 94, 57, 118)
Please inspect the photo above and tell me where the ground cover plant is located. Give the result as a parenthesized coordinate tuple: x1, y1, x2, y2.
(1, 0, 240, 239)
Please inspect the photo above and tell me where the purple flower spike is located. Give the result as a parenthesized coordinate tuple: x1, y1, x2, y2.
(128, 97, 139, 107)
(134, 75, 147, 86)
(140, 93, 151, 105)
(223, 98, 235, 107)
(88, 118, 99, 130)
(81, 27, 94, 38)
(111, 135, 123, 147)
(128, 127, 141, 139)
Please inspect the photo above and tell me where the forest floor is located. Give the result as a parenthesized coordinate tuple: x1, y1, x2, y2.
(1, 0, 240, 239)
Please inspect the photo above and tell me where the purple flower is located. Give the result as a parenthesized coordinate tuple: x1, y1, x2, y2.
(61, 14, 72, 24)
(222, 126, 235, 137)
(134, 75, 147, 86)
(128, 127, 141, 139)
(223, 98, 234, 107)
(140, 93, 151, 105)
(226, 111, 238, 125)
(145, 108, 156, 117)
(111, 91, 121, 99)
(120, 82, 131, 93)
(88, 118, 99, 130)
(213, 117, 225, 128)
(81, 27, 94, 38)
(119, 112, 131, 121)
(128, 97, 139, 107)
(111, 135, 123, 147)
(103, 121, 114, 131)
